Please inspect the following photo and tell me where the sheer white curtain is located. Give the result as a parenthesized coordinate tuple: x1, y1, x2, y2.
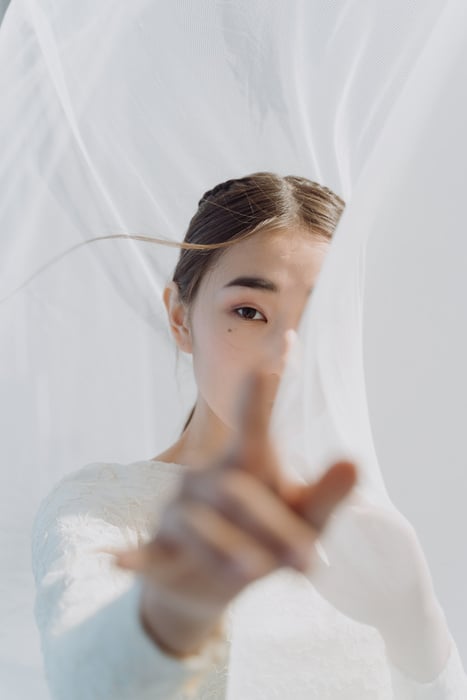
(1, 1, 466, 697)
(0, 0, 11, 24)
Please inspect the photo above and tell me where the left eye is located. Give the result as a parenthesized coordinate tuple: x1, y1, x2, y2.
(233, 306, 266, 322)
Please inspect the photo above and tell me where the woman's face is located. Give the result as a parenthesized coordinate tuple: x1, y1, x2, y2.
(187, 227, 330, 431)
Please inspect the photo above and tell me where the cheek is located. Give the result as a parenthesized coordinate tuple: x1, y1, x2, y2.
(193, 311, 237, 359)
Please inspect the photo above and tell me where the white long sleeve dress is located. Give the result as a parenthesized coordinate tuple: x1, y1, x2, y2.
(31, 460, 467, 699)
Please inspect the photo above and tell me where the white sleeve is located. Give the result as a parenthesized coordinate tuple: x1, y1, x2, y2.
(31, 463, 230, 700)
(388, 636, 467, 699)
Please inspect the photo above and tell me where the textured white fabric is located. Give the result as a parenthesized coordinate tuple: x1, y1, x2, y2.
(31, 460, 467, 699)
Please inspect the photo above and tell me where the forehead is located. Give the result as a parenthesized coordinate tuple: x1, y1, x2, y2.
(206, 227, 329, 289)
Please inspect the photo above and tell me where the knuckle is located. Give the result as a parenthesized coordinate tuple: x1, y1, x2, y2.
(225, 550, 269, 584)
(215, 471, 245, 508)
(181, 500, 208, 522)
(209, 484, 233, 516)
(179, 469, 203, 497)
(227, 561, 256, 585)
(219, 469, 243, 494)
(226, 468, 258, 496)
(281, 536, 315, 570)
(154, 530, 181, 558)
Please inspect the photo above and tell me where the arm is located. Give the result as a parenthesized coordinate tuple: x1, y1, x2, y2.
(383, 608, 467, 698)
(31, 462, 230, 700)
(388, 642, 467, 699)
(376, 527, 467, 697)
(300, 489, 467, 697)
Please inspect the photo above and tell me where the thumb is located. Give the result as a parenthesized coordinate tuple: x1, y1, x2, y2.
(286, 461, 358, 531)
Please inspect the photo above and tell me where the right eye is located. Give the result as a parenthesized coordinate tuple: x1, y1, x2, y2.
(232, 306, 267, 322)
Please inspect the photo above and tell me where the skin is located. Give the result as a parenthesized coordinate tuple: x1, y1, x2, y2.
(153, 226, 330, 469)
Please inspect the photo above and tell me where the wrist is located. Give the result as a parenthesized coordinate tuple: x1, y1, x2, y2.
(139, 581, 225, 659)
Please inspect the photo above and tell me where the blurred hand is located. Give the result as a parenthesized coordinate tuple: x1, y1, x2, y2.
(113, 369, 357, 656)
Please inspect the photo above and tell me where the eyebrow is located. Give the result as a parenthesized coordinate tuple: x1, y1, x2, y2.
(223, 276, 313, 296)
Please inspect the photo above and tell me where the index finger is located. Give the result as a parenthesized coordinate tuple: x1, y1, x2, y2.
(237, 370, 274, 441)
(222, 369, 282, 488)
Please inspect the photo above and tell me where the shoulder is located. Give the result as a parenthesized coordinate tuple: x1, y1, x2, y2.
(31, 460, 186, 580)
(35, 459, 184, 517)
(31, 460, 185, 547)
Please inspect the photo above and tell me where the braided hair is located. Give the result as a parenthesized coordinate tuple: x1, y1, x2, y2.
(170, 170, 345, 432)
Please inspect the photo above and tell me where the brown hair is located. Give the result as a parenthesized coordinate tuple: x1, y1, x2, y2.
(170, 171, 345, 432)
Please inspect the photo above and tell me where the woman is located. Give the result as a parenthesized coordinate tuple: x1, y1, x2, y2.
(31, 173, 465, 699)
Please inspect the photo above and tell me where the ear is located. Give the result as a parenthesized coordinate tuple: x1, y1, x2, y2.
(163, 282, 193, 354)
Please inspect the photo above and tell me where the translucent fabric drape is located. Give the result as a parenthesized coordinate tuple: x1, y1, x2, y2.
(1, 0, 466, 697)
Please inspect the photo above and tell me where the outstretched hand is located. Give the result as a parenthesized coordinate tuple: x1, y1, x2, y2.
(108, 369, 359, 658)
(115, 369, 358, 580)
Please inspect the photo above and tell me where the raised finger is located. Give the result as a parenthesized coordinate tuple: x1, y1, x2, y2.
(224, 369, 282, 488)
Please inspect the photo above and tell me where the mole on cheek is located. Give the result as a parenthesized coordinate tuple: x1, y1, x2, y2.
(227, 328, 232, 333)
